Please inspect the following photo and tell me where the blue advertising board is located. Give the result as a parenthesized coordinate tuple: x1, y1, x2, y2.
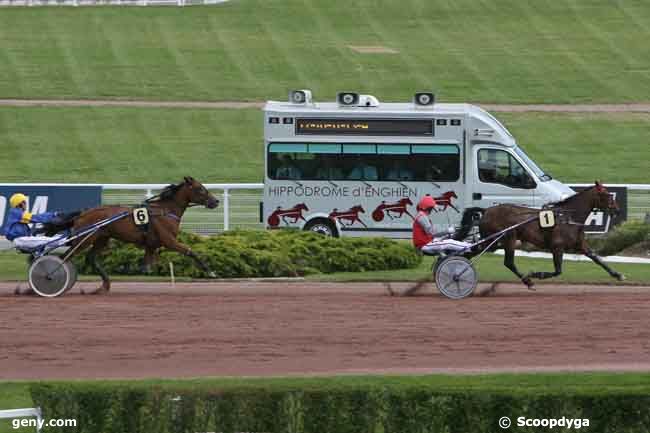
(0, 186, 102, 233)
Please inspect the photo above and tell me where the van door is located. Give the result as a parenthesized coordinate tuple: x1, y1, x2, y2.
(470, 146, 537, 209)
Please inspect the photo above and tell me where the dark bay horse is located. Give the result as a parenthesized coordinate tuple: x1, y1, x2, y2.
(478, 181, 623, 288)
(70, 177, 219, 294)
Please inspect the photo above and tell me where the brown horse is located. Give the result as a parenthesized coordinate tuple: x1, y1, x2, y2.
(70, 177, 219, 294)
(478, 181, 623, 288)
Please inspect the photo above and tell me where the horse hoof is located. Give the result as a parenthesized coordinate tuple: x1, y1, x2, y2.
(15, 286, 36, 296)
(403, 280, 428, 297)
(82, 286, 109, 295)
(617, 274, 626, 282)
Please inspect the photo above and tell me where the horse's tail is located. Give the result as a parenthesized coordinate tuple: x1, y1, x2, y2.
(453, 207, 483, 241)
(35, 210, 83, 237)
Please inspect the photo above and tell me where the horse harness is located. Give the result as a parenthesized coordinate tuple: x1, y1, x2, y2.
(132, 204, 181, 248)
(541, 204, 586, 227)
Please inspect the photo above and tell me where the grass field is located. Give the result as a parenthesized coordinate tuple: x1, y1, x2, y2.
(1, 107, 649, 183)
(313, 253, 650, 284)
(1, 0, 649, 102)
(0, 107, 261, 183)
(1, 249, 648, 283)
(0, 383, 34, 433)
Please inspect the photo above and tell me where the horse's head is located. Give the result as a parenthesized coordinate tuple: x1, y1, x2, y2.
(353, 205, 365, 213)
(296, 203, 309, 211)
(183, 177, 219, 209)
(449, 191, 458, 199)
(402, 198, 413, 206)
(593, 180, 619, 216)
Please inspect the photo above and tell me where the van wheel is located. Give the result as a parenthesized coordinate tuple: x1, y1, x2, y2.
(304, 219, 339, 237)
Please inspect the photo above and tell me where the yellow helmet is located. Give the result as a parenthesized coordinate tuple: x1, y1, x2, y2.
(9, 193, 27, 208)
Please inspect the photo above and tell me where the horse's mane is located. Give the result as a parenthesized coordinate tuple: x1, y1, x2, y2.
(146, 182, 184, 203)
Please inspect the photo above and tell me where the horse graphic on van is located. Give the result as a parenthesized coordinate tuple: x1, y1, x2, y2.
(329, 205, 367, 227)
(433, 191, 459, 212)
(267, 203, 309, 227)
(371, 198, 414, 222)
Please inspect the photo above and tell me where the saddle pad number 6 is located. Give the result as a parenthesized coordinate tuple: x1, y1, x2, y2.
(539, 210, 555, 228)
(133, 207, 150, 226)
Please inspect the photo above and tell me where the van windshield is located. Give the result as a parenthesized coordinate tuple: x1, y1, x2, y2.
(514, 146, 551, 181)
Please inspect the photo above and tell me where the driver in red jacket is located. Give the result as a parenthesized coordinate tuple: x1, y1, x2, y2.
(412, 194, 471, 255)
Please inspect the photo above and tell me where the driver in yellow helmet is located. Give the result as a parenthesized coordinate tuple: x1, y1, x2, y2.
(3, 193, 62, 251)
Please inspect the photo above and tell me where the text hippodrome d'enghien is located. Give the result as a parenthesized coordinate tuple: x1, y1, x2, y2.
(267, 185, 418, 198)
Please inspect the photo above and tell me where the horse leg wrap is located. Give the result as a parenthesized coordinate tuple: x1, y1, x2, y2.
(529, 271, 559, 280)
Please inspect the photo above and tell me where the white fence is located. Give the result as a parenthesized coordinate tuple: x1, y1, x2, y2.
(572, 183, 650, 222)
(0, 0, 227, 6)
(0, 407, 42, 433)
(101, 183, 650, 234)
(1, 183, 263, 235)
(100, 183, 265, 234)
(100, 183, 264, 233)
(1, 183, 648, 236)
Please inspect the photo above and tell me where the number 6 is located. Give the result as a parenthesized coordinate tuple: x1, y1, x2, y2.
(133, 207, 149, 226)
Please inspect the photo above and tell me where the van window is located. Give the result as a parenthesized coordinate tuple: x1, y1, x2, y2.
(514, 146, 551, 181)
(477, 149, 535, 189)
(268, 143, 460, 182)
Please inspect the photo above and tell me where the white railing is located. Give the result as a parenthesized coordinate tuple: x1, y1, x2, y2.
(106, 183, 263, 234)
(1, 183, 264, 234)
(100, 183, 263, 232)
(1, 182, 648, 235)
(571, 184, 650, 189)
(0, 407, 42, 433)
(572, 184, 650, 221)
(0, 0, 228, 6)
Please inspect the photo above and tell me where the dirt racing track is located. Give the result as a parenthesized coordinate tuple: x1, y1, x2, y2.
(2, 281, 650, 380)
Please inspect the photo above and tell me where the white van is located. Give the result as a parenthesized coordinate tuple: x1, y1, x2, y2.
(262, 90, 574, 237)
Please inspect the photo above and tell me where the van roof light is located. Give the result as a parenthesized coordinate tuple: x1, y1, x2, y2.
(414, 92, 435, 107)
(358, 94, 380, 107)
(289, 89, 313, 105)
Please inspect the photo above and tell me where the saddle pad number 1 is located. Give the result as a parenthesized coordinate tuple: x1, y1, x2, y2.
(539, 210, 555, 228)
(133, 207, 150, 226)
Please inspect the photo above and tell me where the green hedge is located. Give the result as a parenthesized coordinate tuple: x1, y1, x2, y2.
(73, 230, 421, 278)
(590, 221, 650, 257)
(31, 380, 650, 433)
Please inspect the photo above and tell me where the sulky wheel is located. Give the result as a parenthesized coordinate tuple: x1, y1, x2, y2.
(64, 261, 78, 293)
(28, 255, 71, 298)
(431, 256, 443, 276)
(434, 256, 478, 300)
